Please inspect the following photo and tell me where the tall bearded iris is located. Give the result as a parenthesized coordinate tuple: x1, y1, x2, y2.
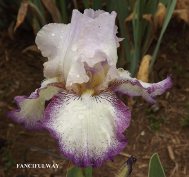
(7, 9, 172, 168)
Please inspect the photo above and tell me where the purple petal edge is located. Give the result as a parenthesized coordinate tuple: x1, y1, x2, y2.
(40, 90, 130, 167)
(111, 75, 173, 104)
(150, 75, 173, 98)
(7, 83, 63, 131)
(7, 90, 45, 131)
(42, 126, 127, 167)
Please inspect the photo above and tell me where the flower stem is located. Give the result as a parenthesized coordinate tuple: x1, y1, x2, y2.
(66, 160, 84, 177)
(84, 166, 92, 177)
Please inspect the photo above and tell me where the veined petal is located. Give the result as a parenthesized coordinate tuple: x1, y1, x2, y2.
(111, 68, 173, 104)
(7, 79, 63, 130)
(41, 89, 130, 167)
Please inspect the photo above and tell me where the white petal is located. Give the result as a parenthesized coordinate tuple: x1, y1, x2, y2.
(84, 9, 105, 19)
(36, 23, 71, 78)
(36, 10, 92, 83)
(7, 78, 62, 130)
(66, 59, 89, 89)
(41, 77, 59, 87)
(36, 23, 70, 60)
(81, 51, 107, 68)
(41, 89, 130, 167)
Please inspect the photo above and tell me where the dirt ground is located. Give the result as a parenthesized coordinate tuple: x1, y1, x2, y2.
(0, 21, 189, 177)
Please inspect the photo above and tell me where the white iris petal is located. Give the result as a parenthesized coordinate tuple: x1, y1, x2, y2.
(7, 8, 172, 168)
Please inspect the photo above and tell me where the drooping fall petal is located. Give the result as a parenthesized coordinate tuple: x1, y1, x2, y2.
(7, 79, 63, 130)
(40, 89, 130, 167)
(111, 69, 172, 104)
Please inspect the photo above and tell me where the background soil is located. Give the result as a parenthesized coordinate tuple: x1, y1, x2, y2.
(0, 21, 189, 177)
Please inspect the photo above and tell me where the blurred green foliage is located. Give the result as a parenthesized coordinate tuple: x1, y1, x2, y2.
(145, 108, 167, 132)
(181, 102, 189, 126)
(1, 141, 16, 171)
(170, 42, 178, 53)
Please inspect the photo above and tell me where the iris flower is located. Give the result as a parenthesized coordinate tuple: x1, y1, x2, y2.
(7, 9, 172, 168)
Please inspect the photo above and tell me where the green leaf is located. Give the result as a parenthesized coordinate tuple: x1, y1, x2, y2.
(60, 0, 68, 23)
(82, 0, 90, 8)
(141, 0, 158, 56)
(149, 0, 177, 73)
(66, 164, 84, 177)
(148, 153, 166, 177)
(92, 0, 102, 10)
(106, 0, 115, 12)
(35, 0, 46, 23)
(130, 0, 144, 75)
(159, 0, 170, 6)
(28, 0, 46, 25)
(84, 166, 92, 177)
(145, 0, 158, 15)
(115, 0, 132, 66)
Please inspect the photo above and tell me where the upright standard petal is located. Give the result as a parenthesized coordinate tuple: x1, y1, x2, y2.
(111, 69, 173, 104)
(41, 89, 130, 167)
(78, 11, 118, 65)
(7, 79, 63, 130)
(35, 23, 70, 60)
(36, 23, 71, 78)
(36, 10, 92, 85)
(36, 9, 122, 91)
